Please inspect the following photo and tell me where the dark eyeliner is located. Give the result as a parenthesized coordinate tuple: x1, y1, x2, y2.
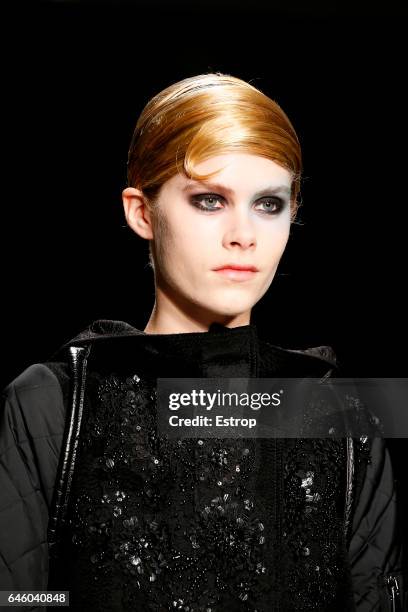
(255, 196, 286, 215)
(189, 193, 287, 214)
(189, 193, 224, 211)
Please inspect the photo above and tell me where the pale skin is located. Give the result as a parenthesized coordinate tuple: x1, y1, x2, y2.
(122, 153, 293, 335)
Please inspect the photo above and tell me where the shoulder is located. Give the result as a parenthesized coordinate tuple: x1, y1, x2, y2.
(56, 318, 142, 351)
(1, 362, 69, 447)
(4, 362, 64, 392)
(288, 345, 338, 367)
(258, 338, 339, 377)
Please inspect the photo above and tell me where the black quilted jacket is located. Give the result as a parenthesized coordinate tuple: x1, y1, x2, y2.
(0, 320, 405, 611)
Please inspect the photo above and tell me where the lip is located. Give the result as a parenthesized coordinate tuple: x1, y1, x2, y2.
(213, 264, 259, 272)
(213, 267, 258, 281)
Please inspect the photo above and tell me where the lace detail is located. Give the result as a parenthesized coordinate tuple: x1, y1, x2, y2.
(64, 371, 274, 611)
(53, 364, 355, 611)
(280, 438, 349, 611)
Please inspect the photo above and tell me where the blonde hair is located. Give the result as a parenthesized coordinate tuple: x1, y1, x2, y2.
(127, 72, 302, 221)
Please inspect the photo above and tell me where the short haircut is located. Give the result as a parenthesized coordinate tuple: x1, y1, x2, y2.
(127, 72, 302, 222)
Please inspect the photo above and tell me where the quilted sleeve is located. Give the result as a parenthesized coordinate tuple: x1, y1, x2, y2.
(0, 364, 66, 595)
(349, 437, 405, 611)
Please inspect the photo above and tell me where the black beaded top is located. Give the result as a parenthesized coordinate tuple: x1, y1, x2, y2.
(53, 322, 353, 611)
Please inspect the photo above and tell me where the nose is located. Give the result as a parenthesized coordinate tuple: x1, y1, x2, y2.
(222, 207, 257, 250)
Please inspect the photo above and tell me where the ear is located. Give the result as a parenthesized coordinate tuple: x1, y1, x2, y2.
(122, 187, 154, 240)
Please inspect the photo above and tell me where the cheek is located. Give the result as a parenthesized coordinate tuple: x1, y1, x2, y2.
(170, 220, 210, 259)
(278, 229, 290, 254)
(162, 227, 204, 276)
(262, 224, 290, 261)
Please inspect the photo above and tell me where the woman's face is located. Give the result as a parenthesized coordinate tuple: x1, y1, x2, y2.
(150, 153, 292, 326)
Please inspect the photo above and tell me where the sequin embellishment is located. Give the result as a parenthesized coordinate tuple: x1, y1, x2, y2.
(65, 371, 273, 611)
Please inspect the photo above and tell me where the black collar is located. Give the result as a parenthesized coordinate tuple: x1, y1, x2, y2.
(55, 319, 336, 379)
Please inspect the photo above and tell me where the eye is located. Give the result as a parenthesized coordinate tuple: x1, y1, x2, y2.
(190, 193, 224, 211)
(255, 197, 286, 215)
(189, 193, 287, 215)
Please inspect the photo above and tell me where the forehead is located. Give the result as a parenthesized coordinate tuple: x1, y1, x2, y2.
(173, 153, 292, 196)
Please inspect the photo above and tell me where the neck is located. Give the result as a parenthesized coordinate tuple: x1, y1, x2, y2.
(144, 287, 252, 335)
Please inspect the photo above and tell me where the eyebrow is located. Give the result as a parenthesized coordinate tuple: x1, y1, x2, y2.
(182, 180, 291, 198)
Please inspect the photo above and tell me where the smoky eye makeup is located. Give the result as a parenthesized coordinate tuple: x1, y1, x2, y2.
(189, 194, 224, 211)
(189, 193, 288, 215)
(254, 197, 287, 215)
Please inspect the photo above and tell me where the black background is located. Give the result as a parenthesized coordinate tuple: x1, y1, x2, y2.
(3, 0, 407, 565)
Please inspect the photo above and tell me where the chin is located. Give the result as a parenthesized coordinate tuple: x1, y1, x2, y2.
(220, 291, 257, 307)
(204, 300, 255, 318)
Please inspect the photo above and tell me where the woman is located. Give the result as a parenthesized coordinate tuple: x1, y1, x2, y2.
(0, 73, 404, 610)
